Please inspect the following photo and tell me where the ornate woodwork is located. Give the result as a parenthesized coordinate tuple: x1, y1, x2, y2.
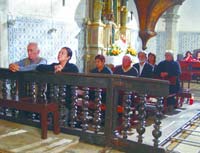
(134, 0, 185, 50)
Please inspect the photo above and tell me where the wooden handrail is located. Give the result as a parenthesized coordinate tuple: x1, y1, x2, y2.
(0, 68, 168, 153)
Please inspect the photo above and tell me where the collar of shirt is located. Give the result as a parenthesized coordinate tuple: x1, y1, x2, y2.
(139, 62, 145, 75)
(122, 65, 132, 73)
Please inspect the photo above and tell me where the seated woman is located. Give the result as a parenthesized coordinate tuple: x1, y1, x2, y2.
(36, 47, 78, 126)
(155, 51, 181, 112)
(90, 54, 112, 74)
(37, 47, 78, 73)
(148, 52, 157, 70)
(183, 51, 196, 62)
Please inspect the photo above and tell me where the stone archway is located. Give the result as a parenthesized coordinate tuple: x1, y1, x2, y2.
(134, 0, 185, 50)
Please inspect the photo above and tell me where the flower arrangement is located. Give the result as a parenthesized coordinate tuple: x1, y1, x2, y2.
(106, 44, 122, 56)
(126, 46, 137, 56)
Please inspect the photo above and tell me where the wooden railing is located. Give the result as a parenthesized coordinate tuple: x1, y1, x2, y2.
(0, 68, 169, 153)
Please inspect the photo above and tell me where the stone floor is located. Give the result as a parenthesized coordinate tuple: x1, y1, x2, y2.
(0, 119, 122, 153)
(0, 82, 199, 153)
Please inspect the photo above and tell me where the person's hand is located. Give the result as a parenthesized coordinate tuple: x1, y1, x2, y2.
(9, 63, 20, 72)
(160, 72, 168, 78)
(54, 64, 63, 73)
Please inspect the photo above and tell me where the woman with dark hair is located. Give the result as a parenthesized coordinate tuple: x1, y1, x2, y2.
(37, 47, 78, 73)
(156, 51, 181, 112)
(148, 52, 157, 73)
(196, 51, 200, 61)
(183, 51, 196, 62)
(90, 54, 112, 74)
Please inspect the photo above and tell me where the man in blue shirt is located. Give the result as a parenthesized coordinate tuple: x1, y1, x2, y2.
(90, 54, 112, 74)
(9, 42, 47, 72)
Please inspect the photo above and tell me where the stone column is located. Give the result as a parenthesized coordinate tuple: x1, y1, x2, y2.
(163, 6, 180, 58)
(84, 0, 105, 73)
(0, 0, 8, 68)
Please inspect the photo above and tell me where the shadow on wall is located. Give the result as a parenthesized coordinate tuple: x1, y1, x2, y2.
(74, 0, 87, 72)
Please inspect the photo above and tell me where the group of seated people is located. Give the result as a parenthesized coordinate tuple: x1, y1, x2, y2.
(182, 50, 200, 62)
(9, 42, 181, 113)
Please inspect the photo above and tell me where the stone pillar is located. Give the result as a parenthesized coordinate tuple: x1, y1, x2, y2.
(0, 0, 8, 68)
(84, 0, 105, 73)
(163, 6, 180, 58)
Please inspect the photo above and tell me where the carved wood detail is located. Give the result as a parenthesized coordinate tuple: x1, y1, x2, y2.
(134, 0, 184, 50)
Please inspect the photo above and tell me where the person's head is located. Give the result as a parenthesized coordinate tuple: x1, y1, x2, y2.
(138, 51, 147, 64)
(57, 47, 73, 63)
(148, 52, 156, 65)
(196, 51, 200, 60)
(165, 51, 174, 62)
(27, 42, 40, 61)
(94, 54, 105, 70)
(185, 51, 192, 57)
(122, 55, 132, 69)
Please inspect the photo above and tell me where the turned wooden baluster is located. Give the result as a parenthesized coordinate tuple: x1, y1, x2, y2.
(93, 88, 102, 133)
(136, 94, 147, 143)
(70, 86, 78, 128)
(2, 79, 8, 99)
(121, 91, 132, 139)
(59, 85, 67, 127)
(49, 84, 59, 103)
(152, 97, 163, 147)
(2, 79, 9, 116)
(81, 87, 89, 131)
(30, 82, 37, 103)
(38, 83, 47, 103)
(10, 79, 17, 100)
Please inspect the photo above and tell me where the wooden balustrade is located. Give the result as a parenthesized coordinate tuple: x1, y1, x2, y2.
(0, 68, 169, 153)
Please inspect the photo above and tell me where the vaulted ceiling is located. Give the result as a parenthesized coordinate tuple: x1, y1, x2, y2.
(134, 0, 185, 50)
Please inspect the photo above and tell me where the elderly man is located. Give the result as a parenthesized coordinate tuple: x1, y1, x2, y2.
(114, 55, 138, 76)
(133, 51, 153, 78)
(156, 51, 181, 112)
(9, 42, 47, 72)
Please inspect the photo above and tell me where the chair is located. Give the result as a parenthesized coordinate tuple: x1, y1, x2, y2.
(191, 62, 200, 82)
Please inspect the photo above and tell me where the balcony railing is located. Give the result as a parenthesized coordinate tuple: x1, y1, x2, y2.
(0, 68, 169, 153)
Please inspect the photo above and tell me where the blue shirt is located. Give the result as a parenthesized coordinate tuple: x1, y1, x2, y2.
(90, 66, 112, 74)
(114, 65, 138, 76)
(15, 57, 47, 71)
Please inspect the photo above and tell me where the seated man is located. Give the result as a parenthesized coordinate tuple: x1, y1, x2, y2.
(9, 42, 47, 72)
(90, 54, 112, 74)
(114, 55, 138, 76)
(133, 51, 153, 78)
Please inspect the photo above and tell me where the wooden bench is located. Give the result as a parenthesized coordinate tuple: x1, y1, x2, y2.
(0, 98, 60, 139)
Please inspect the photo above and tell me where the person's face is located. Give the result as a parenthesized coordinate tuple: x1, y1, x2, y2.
(122, 56, 131, 68)
(197, 53, 200, 60)
(165, 53, 173, 61)
(57, 48, 70, 63)
(148, 55, 155, 64)
(186, 52, 192, 57)
(95, 59, 104, 69)
(27, 44, 39, 60)
(138, 52, 147, 63)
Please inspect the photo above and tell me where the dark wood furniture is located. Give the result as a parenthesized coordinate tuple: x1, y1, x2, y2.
(0, 98, 60, 139)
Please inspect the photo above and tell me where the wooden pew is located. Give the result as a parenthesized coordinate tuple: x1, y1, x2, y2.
(0, 98, 60, 139)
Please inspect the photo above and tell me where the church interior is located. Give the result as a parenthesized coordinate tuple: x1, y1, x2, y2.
(0, 0, 200, 153)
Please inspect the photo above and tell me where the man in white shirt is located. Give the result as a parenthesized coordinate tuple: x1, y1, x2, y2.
(133, 51, 153, 78)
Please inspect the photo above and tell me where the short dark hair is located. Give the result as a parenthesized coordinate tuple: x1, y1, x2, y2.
(95, 54, 105, 62)
(62, 47, 73, 60)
